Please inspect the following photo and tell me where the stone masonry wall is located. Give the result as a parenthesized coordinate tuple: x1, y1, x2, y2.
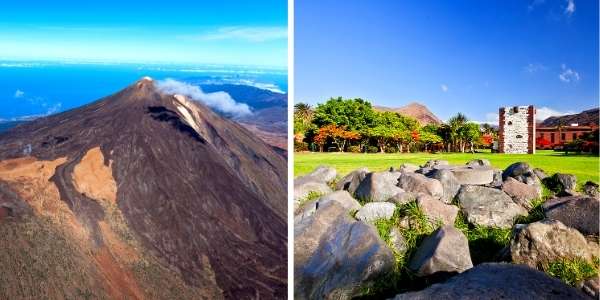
(499, 106, 536, 154)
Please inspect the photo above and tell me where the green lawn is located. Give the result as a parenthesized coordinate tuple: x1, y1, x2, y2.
(295, 150, 600, 185)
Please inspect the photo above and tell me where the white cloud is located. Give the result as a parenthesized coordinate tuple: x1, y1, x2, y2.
(524, 63, 546, 73)
(558, 64, 580, 82)
(536, 106, 575, 121)
(156, 78, 252, 117)
(472, 112, 500, 125)
(565, 0, 575, 16)
(14, 89, 24, 98)
(440, 84, 448, 92)
(183, 26, 287, 42)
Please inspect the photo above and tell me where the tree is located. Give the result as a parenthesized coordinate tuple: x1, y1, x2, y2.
(312, 97, 376, 132)
(461, 123, 481, 153)
(419, 125, 443, 152)
(294, 102, 315, 142)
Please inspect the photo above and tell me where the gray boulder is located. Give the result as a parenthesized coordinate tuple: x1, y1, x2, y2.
(465, 158, 491, 167)
(451, 167, 494, 185)
(398, 172, 443, 199)
(355, 171, 404, 202)
(582, 276, 599, 299)
(457, 185, 527, 228)
(355, 202, 396, 223)
(422, 159, 449, 169)
(503, 162, 535, 183)
(294, 181, 332, 210)
(295, 216, 395, 299)
(502, 177, 542, 209)
(416, 194, 458, 226)
(399, 163, 419, 173)
(583, 181, 599, 199)
(387, 192, 417, 206)
(533, 168, 548, 181)
(295, 165, 337, 185)
(542, 173, 579, 196)
(543, 196, 600, 235)
(489, 169, 503, 188)
(390, 227, 408, 254)
(335, 167, 369, 195)
(408, 225, 472, 276)
(428, 169, 460, 204)
(392, 263, 590, 300)
(510, 220, 597, 268)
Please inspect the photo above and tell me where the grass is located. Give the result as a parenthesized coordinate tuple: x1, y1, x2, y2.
(546, 258, 599, 286)
(356, 202, 437, 299)
(454, 212, 512, 264)
(295, 150, 599, 186)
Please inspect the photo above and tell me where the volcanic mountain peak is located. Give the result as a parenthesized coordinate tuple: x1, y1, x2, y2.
(374, 102, 442, 125)
(0, 79, 287, 298)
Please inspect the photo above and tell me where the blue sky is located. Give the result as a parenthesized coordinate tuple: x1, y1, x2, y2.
(0, 1, 288, 67)
(295, 0, 599, 123)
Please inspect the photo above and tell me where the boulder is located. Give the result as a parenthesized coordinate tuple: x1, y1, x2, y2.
(510, 220, 597, 268)
(543, 173, 578, 196)
(456, 185, 527, 228)
(355, 171, 404, 202)
(355, 202, 396, 223)
(392, 263, 590, 299)
(416, 194, 459, 226)
(428, 169, 460, 204)
(533, 168, 548, 181)
(583, 181, 599, 199)
(295, 215, 395, 299)
(335, 167, 369, 195)
(451, 167, 494, 185)
(465, 158, 491, 167)
(399, 163, 419, 173)
(542, 196, 600, 235)
(295, 165, 337, 185)
(387, 192, 417, 206)
(389, 227, 408, 254)
(489, 169, 503, 188)
(582, 276, 599, 299)
(408, 225, 472, 276)
(398, 172, 443, 199)
(294, 181, 332, 208)
(502, 177, 542, 209)
(503, 162, 535, 183)
(422, 160, 449, 169)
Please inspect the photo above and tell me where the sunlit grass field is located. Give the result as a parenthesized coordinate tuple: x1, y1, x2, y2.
(294, 150, 600, 185)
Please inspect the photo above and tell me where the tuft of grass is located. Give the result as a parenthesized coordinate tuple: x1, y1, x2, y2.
(546, 258, 599, 286)
(355, 202, 438, 299)
(454, 212, 511, 264)
(296, 191, 324, 211)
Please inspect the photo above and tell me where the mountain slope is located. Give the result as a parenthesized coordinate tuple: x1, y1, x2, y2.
(374, 102, 442, 125)
(0, 78, 286, 299)
(541, 108, 599, 127)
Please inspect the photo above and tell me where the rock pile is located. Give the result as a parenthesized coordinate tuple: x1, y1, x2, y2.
(294, 159, 599, 299)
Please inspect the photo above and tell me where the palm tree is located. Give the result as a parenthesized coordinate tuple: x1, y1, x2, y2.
(294, 103, 313, 121)
(448, 113, 468, 152)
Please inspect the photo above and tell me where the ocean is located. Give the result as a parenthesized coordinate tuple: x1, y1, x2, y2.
(0, 61, 287, 121)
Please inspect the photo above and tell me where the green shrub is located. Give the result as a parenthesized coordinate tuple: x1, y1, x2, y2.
(348, 145, 362, 153)
(294, 141, 309, 152)
(367, 146, 379, 153)
(546, 258, 599, 286)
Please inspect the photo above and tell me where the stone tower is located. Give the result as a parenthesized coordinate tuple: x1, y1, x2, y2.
(498, 105, 536, 154)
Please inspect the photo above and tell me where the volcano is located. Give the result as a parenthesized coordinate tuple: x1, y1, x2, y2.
(0, 77, 287, 299)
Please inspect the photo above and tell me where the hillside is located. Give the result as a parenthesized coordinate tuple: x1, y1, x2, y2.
(374, 102, 442, 125)
(541, 108, 599, 127)
(0, 78, 287, 299)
